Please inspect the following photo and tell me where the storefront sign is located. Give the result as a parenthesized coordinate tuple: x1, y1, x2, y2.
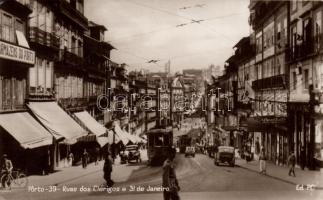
(259, 117, 286, 124)
(0, 41, 35, 65)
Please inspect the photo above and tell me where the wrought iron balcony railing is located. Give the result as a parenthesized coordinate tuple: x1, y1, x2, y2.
(252, 74, 286, 90)
(58, 49, 84, 67)
(29, 27, 60, 49)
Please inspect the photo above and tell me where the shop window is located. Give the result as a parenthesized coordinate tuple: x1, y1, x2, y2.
(2, 78, 11, 110)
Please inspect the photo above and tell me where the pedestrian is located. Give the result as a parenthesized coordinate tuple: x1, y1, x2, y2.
(300, 146, 305, 170)
(68, 152, 74, 167)
(103, 152, 114, 187)
(255, 137, 260, 159)
(1, 154, 13, 188)
(43, 149, 51, 175)
(259, 147, 267, 175)
(162, 147, 180, 200)
(82, 149, 89, 169)
(288, 151, 296, 177)
(94, 147, 100, 165)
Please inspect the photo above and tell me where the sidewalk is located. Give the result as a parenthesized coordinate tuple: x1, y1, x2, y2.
(25, 149, 149, 187)
(235, 158, 323, 189)
(26, 160, 105, 187)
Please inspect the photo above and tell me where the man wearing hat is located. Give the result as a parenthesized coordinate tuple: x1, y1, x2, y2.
(1, 154, 13, 188)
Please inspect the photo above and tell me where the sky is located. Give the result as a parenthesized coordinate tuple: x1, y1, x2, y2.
(85, 0, 251, 73)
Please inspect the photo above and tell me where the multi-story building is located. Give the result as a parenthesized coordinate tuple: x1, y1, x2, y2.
(147, 72, 171, 128)
(287, 1, 323, 169)
(28, 0, 59, 100)
(109, 62, 129, 129)
(205, 57, 237, 148)
(0, 0, 56, 173)
(128, 72, 146, 136)
(232, 36, 256, 151)
(170, 73, 184, 127)
(249, 0, 289, 165)
(146, 79, 157, 131)
(53, 0, 87, 111)
(83, 21, 114, 123)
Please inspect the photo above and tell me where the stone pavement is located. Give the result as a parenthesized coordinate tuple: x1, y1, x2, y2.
(235, 158, 323, 189)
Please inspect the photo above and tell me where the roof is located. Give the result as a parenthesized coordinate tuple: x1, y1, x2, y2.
(225, 55, 236, 64)
(89, 21, 107, 31)
(233, 37, 250, 48)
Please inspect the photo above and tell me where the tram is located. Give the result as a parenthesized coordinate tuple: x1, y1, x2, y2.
(146, 127, 173, 166)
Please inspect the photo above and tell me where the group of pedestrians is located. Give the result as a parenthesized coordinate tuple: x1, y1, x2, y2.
(256, 146, 303, 177)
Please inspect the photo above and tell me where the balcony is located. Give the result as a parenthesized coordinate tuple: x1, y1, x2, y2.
(58, 97, 88, 110)
(57, 0, 88, 30)
(58, 49, 84, 68)
(29, 27, 60, 49)
(252, 75, 286, 90)
(290, 40, 314, 61)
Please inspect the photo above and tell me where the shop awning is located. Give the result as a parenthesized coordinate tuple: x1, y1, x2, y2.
(74, 111, 106, 136)
(122, 130, 138, 144)
(114, 124, 130, 144)
(0, 112, 53, 149)
(27, 102, 87, 144)
(77, 133, 114, 147)
(74, 111, 114, 147)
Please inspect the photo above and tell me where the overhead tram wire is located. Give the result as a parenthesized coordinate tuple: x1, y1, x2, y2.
(109, 11, 247, 44)
(124, 0, 239, 42)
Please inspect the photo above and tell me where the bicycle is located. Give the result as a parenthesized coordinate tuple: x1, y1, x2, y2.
(1, 169, 28, 189)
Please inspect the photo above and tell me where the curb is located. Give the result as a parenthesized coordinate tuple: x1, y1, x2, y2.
(236, 164, 323, 190)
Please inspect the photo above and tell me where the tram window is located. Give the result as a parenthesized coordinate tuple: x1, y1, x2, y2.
(148, 135, 154, 146)
(164, 135, 170, 146)
(155, 136, 163, 146)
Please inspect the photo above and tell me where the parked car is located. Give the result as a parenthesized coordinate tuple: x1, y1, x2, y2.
(119, 150, 127, 164)
(125, 145, 141, 163)
(214, 146, 235, 167)
(185, 146, 195, 157)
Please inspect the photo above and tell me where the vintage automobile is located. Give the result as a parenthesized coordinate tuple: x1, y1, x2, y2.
(125, 145, 141, 163)
(214, 146, 235, 167)
(185, 146, 195, 157)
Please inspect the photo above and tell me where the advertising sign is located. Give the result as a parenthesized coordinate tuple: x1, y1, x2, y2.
(0, 40, 35, 65)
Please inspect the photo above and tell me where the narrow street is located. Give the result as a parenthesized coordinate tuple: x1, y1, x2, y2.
(2, 152, 321, 200)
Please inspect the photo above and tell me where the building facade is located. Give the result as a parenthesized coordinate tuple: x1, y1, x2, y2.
(249, 0, 289, 165)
